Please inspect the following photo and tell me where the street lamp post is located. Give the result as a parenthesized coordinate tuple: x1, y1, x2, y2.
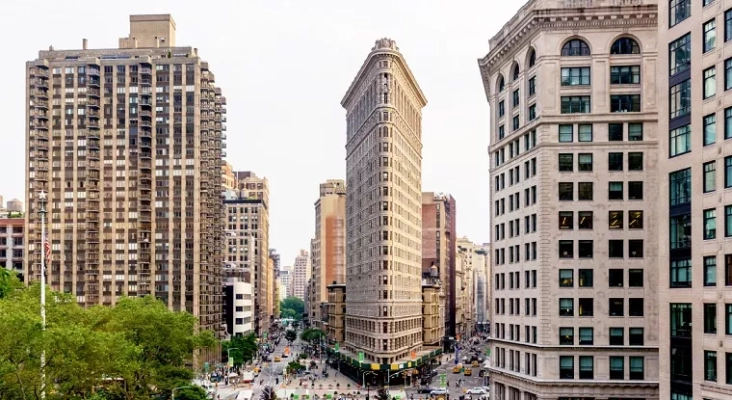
(171, 386, 192, 400)
(38, 190, 47, 400)
(362, 371, 376, 399)
(386, 370, 403, 396)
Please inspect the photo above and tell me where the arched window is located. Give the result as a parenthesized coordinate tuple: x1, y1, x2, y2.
(497, 75, 505, 92)
(561, 39, 590, 56)
(528, 49, 536, 67)
(611, 38, 640, 55)
(512, 64, 520, 81)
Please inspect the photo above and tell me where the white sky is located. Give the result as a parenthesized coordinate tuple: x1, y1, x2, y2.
(0, 0, 524, 263)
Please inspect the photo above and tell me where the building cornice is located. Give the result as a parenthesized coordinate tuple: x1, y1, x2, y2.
(477, 6, 657, 100)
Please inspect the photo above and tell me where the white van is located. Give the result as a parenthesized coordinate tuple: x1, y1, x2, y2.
(236, 389, 254, 400)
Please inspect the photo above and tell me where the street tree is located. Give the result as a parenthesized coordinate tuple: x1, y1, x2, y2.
(285, 330, 297, 343)
(299, 328, 326, 344)
(222, 333, 258, 367)
(280, 297, 304, 320)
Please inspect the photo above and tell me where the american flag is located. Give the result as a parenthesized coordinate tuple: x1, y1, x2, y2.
(43, 233, 51, 266)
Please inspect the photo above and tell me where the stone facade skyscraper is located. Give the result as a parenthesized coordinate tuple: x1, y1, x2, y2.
(342, 38, 427, 365)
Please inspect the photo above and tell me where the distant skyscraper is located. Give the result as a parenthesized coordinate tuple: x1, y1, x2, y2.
(6, 199, 23, 213)
(221, 162, 236, 190)
(229, 171, 271, 335)
(290, 249, 310, 302)
(343, 38, 427, 364)
(24, 15, 226, 366)
(309, 179, 346, 328)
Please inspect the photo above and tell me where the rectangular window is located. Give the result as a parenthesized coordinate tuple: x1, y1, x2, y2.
(561, 67, 591, 86)
(629, 298, 644, 316)
(629, 239, 644, 257)
(704, 114, 717, 145)
(578, 124, 593, 142)
(528, 104, 536, 121)
(704, 161, 717, 193)
(670, 125, 691, 157)
(727, 9, 732, 41)
(561, 96, 591, 114)
(559, 125, 573, 142)
(726, 304, 732, 334)
(528, 76, 536, 96)
(727, 206, 732, 237)
(609, 298, 624, 316)
(579, 356, 594, 379)
(559, 299, 574, 316)
(578, 153, 593, 171)
(705, 19, 717, 53)
(670, 259, 691, 288)
(669, 33, 691, 75)
(725, 157, 732, 188)
(559, 211, 573, 230)
(559, 269, 574, 287)
(670, 79, 692, 119)
(609, 240, 624, 258)
(609, 182, 623, 200)
(559, 327, 574, 345)
(628, 211, 643, 229)
(513, 89, 520, 107)
(578, 182, 593, 200)
(704, 67, 717, 99)
(578, 211, 593, 229)
(559, 182, 573, 200)
(609, 269, 624, 287)
(578, 298, 593, 316)
(578, 269, 593, 287)
(705, 351, 717, 381)
(610, 94, 641, 112)
(628, 152, 643, 170)
(705, 256, 718, 286)
(609, 328, 624, 345)
(559, 241, 573, 258)
(670, 168, 692, 206)
(670, 213, 691, 249)
(498, 100, 505, 117)
(609, 211, 623, 229)
(512, 115, 519, 131)
(670, 0, 691, 27)
(558, 154, 573, 172)
(609, 356, 624, 379)
(727, 353, 732, 384)
(705, 208, 717, 240)
(628, 123, 643, 141)
(579, 327, 593, 345)
(498, 125, 505, 140)
(609, 153, 623, 171)
(629, 357, 644, 380)
(726, 58, 732, 90)
(670, 303, 692, 338)
(559, 356, 574, 379)
(610, 65, 641, 84)
(629, 269, 644, 287)
(609, 123, 623, 141)
(704, 303, 717, 334)
(726, 107, 732, 139)
(578, 240, 593, 258)
(629, 328, 644, 345)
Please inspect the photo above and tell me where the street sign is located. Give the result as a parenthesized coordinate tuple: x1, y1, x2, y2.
(358, 351, 364, 362)
(228, 358, 234, 368)
(485, 348, 491, 356)
(335, 342, 340, 353)
(439, 373, 447, 387)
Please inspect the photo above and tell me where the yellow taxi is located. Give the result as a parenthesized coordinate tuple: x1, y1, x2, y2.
(471, 360, 479, 368)
(452, 366, 461, 374)
(274, 356, 281, 362)
(464, 368, 472, 377)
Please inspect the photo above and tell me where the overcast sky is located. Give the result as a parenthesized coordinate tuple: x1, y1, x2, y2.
(1, 0, 523, 264)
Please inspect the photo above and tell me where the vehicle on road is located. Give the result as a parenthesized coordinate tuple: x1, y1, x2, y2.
(241, 371, 255, 383)
(467, 388, 488, 395)
(236, 389, 255, 400)
(452, 366, 461, 373)
(274, 356, 282, 362)
(464, 368, 472, 376)
(429, 388, 448, 395)
(416, 386, 432, 393)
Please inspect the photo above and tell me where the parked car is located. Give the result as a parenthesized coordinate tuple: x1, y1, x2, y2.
(417, 386, 432, 394)
(467, 388, 488, 395)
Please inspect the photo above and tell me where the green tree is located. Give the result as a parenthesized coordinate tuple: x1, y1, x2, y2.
(280, 297, 304, 320)
(285, 361, 304, 374)
(0, 269, 22, 299)
(222, 333, 258, 368)
(285, 330, 297, 343)
(300, 328, 326, 344)
(172, 385, 209, 400)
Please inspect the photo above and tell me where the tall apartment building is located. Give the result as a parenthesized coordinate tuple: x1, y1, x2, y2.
(343, 38, 427, 364)
(478, 1, 659, 399)
(269, 249, 281, 317)
(6, 200, 23, 213)
(231, 171, 270, 335)
(0, 217, 25, 278)
(24, 15, 226, 356)
(279, 265, 291, 300)
(474, 244, 491, 332)
(421, 192, 457, 342)
(657, 2, 732, 400)
(309, 179, 346, 327)
(457, 237, 477, 337)
(290, 249, 310, 302)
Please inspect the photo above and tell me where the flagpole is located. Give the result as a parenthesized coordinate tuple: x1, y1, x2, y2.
(38, 190, 47, 399)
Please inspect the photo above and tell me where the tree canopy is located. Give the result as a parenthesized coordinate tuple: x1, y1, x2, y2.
(300, 328, 326, 344)
(222, 333, 258, 368)
(0, 282, 216, 400)
(280, 297, 304, 320)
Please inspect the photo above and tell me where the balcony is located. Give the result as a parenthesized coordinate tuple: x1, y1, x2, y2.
(33, 120, 49, 129)
(87, 110, 100, 119)
(34, 161, 48, 171)
(140, 67, 152, 75)
(34, 141, 49, 151)
(35, 171, 49, 181)
(140, 212, 151, 223)
(87, 87, 100, 97)
(140, 78, 152, 86)
(87, 78, 100, 87)
(87, 138, 100, 150)
(31, 78, 49, 89)
(87, 200, 100, 210)
(139, 223, 151, 233)
(139, 139, 151, 149)
(87, 67, 100, 77)
(33, 68, 49, 77)
(139, 159, 152, 170)
(87, 149, 100, 160)
(139, 128, 152, 138)
(87, 120, 99, 129)
(139, 182, 151, 192)
(139, 119, 152, 128)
